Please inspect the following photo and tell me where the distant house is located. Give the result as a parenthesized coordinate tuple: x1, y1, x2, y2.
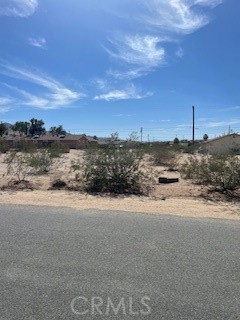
(30, 134, 90, 149)
(203, 133, 240, 154)
(3, 134, 98, 149)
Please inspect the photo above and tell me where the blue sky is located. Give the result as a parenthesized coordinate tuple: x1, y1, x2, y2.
(0, 0, 239, 141)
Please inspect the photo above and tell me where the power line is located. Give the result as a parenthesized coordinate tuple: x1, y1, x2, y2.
(68, 125, 240, 133)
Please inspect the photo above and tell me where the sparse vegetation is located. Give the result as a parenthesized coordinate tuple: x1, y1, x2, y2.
(0, 140, 10, 153)
(0, 122, 7, 136)
(180, 154, 240, 191)
(4, 149, 56, 181)
(4, 152, 32, 182)
(152, 146, 176, 167)
(49, 142, 69, 158)
(71, 144, 153, 195)
(28, 150, 54, 174)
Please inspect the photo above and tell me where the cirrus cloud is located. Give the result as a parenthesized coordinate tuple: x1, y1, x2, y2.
(28, 37, 47, 49)
(94, 84, 153, 101)
(142, 0, 222, 34)
(0, 63, 85, 109)
(0, 0, 38, 17)
(105, 0, 222, 80)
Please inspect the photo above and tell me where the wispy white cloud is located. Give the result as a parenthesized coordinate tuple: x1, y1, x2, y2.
(1, 64, 62, 91)
(176, 47, 184, 58)
(28, 37, 46, 49)
(194, 0, 222, 8)
(0, 0, 38, 17)
(105, 0, 222, 80)
(91, 78, 110, 91)
(107, 68, 146, 80)
(0, 97, 13, 105)
(205, 119, 240, 128)
(142, 0, 222, 34)
(94, 84, 153, 101)
(107, 35, 165, 68)
(112, 113, 136, 117)
(106, 35, 165, 80)
(0, 64, 85, 109)
(224, 106, 240, 111)
(4, 84, 49, 108)
(0, 106, 10, 113)
(0, 97, 13, 113)
(149, 119, 171, 123)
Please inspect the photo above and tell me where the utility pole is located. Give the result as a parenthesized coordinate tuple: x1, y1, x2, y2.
(140, 127, 143, 143)
(192, 106, 195, 146)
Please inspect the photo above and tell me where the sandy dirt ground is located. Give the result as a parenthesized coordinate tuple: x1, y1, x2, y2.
(0, 150, 239, 220)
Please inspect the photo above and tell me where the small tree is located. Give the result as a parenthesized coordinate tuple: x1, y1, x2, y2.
(29, 118, 46, 136)
(12, 121, 30, 135)
(173, 137, 179, 144)
(55, 125, 65, 135)
(49, 126, 57, 135)
(110, 132, 119, 142)
(0, 122, 7, 136)
(50, 125, 66, 136)
(127, 131, 139, 142)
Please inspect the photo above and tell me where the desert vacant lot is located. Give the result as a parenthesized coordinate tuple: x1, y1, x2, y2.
(0, 149, 239, 220)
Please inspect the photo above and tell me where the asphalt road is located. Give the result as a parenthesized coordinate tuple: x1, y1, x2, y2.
(0, 204, 240, 320)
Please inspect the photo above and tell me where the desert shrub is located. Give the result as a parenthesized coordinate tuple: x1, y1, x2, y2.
(71, 145, 153, 195)
(183, 144, 199, 154)
(167, 158, 179, 171)
(0, 141, 10, 153)
(28, 150, 54, 174)
(17, 141, 38, 153)
(49, 142, 69, 158)
(152, 146, 177, 167)
(4, 152, 32, 182)
(180, 154, 240, 191)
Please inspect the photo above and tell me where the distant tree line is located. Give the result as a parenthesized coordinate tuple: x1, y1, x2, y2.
(0, 118, 66, 137)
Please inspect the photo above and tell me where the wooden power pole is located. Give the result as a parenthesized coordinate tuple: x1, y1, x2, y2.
(192, 106, 195, 146)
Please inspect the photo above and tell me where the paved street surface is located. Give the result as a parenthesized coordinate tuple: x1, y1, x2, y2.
(0, 204, 240, 319)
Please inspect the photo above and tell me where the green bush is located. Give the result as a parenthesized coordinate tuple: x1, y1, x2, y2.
(49, 142, 69, 158)
(28, 150, 54, 174)
(71, 145, 152, 195)
(153, 148, 176, 167)
(0, 141, 10, 153)
(180, 155, 240, 191)
(4, 152, 32, 182)
(146, 143, 179, 171)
